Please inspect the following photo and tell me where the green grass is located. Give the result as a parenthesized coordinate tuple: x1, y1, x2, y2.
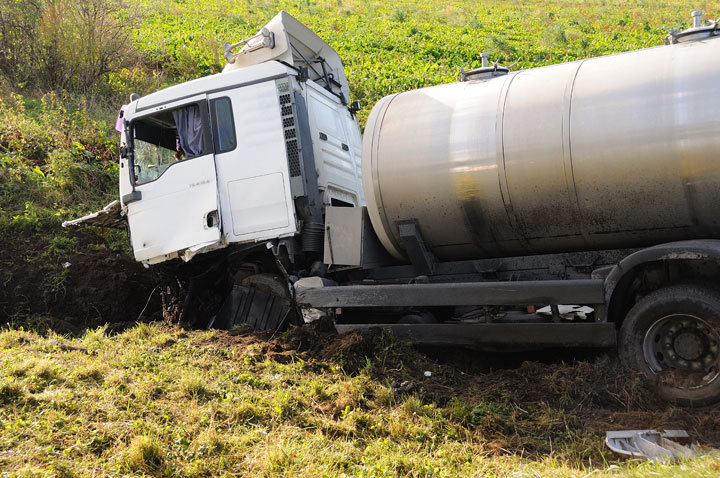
(1, 323, 719, 476)
(0, 89, 118, 226)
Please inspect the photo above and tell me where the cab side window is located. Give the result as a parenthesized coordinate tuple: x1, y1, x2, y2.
(131, 102, 211, 185)
(210, 97, 237, 153)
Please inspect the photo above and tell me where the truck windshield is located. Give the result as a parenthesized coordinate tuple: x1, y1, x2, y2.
(130, 103, 208, 185)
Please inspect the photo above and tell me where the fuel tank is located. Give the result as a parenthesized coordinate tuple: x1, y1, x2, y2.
(362, 33, 720, 262)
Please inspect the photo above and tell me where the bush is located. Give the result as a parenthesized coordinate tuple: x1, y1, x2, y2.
(0, 90, 118, 226)
(0, 0, 140, 98)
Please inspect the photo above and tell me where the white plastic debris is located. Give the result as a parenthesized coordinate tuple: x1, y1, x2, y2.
(605, 429, 714, 462)
(62, 262, 72, 268)
(61, 199, 125, 228)
(300, 307, 325, 324)
(537, 304, 594, 320)
(424, 371, 432, 377)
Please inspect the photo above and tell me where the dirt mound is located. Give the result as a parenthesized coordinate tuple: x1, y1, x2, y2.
(288, 318, 394, 371)
(51, 249, 161, 331)
(204, 318, 402, 372)
(202, 325, 294, 361)
(0, 234, 160, 334)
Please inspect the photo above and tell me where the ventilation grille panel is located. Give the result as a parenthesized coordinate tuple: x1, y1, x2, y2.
(276, 79, 301, 178)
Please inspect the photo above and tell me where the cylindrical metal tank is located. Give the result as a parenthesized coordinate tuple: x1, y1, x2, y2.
(362, 36, 720, 262)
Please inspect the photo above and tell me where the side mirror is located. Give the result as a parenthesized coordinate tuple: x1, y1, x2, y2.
(349, 101, 361, 117)
(297, 66, 309, 83)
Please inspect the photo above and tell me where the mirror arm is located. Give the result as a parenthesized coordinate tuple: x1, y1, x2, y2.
(123, 119, 138, 193)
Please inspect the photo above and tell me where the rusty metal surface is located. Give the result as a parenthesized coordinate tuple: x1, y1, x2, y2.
(362, 38, 720, 262)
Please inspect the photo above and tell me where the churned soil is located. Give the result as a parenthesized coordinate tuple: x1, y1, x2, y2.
(0, 233, 160, 334)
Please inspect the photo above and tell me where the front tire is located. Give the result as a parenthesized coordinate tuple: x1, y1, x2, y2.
(619, 284, 720, 407)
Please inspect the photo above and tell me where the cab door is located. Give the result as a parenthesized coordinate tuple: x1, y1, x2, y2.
(209, 79, 297, 244)
(305, 82, 362, 205)
(124, 95, 221, 263)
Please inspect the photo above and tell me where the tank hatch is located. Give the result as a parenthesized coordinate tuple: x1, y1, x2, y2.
(666, 10, 719, 44)
(459, 53, 510, 81)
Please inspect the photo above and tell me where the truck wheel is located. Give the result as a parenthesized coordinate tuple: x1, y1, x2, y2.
(619, 284, 720, 407)
(398, 311, 436, 324)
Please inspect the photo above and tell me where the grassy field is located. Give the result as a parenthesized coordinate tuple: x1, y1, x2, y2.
(2, 0, 720, 476)
(1, 322, 719, 477)
(131, 0, 719, 126)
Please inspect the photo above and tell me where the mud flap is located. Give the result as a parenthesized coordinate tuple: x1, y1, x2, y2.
(212, 284, 291, 331)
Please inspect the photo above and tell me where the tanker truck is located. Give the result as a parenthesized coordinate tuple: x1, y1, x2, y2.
(65, 11, 720, 406)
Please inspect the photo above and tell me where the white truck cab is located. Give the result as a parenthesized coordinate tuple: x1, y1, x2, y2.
(115, 12, 363, 265)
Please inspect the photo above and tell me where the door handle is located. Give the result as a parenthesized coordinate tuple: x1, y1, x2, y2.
(205, 210, 219, 228)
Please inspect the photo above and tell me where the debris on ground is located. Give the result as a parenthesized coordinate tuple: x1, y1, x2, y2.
(605, 429, 718, 462)
(390, 380, 416, 396)
(537, 304, 594, 320)
(200, 318, 720, 459)
(2, 235, 720, 461)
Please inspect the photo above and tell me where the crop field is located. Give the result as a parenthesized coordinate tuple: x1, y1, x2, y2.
(1, 0, 720, 476)
(130, 0, 719, 126)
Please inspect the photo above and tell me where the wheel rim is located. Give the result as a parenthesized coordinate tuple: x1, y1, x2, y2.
(643, 314, 720, 390)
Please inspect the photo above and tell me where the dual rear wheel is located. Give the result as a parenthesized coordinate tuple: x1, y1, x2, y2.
(619, 284, 720, 407)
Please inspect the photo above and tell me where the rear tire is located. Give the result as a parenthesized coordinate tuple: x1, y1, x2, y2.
(619, 284, 720, 407)
(398, 311, 436, 324)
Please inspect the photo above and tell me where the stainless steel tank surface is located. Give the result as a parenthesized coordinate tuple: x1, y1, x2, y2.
(362, 36, 720, 262)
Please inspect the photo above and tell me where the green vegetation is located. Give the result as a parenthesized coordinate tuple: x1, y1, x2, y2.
(2, 0, 720, 475)
(1, 323, 719, 476)
(0, 90, 118, 235)
(2, 0, 718, 231)
(131, 0, 718, 126)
